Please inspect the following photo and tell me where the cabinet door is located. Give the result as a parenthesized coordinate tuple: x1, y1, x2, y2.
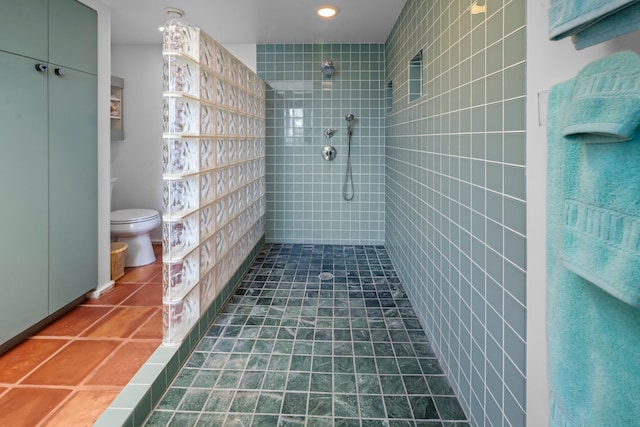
(48, 68, 97, 313)
(0, 0, 48, 60)
(48, 0, 97, 74)
(0, 51, 49, 344)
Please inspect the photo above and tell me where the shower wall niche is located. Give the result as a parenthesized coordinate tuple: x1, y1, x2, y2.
(162, 23, 266, 345)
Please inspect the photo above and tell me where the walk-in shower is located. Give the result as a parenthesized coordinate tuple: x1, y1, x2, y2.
(343, 113, 355, 201)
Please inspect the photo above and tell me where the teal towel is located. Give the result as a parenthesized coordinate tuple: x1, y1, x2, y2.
(549, 0, 640, 49)
(547, 79, 640, 426)
(563, 51, 640, 144)
(559, 51, 640, 306)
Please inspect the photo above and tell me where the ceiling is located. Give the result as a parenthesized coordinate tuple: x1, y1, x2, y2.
(106, 0, 407, 45)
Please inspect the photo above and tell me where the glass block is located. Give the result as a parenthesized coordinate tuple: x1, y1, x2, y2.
(253, 181, 261, 202)
(258, 158, 265, 177)
(236, 164, 245, 188)
(238, 233, 248, 260)
(163, 249, 199, 303)
(201, 103, 215, 136)
(238, 89, 246, 113)
(215, 43, 228, 77)
(162, 20, 197, 58)
(199, 235, 215, 274)
(228, 218, 236, 247)
(163, 54, 198, 97)
(229, 85, 237, 110)
(244, 184, 252, 207)
(217, 109, 227, 135)
(215, 226, 228, 259)
(237, 211, 247, 235)
(216, 198, 228, 228)
(250, 202, 259, 223)
(229, 112, 238, 136)
(163, 96, 199, 135)
(200, 203, 215, 239)
(242, 140, 252, 161)
(228, 191, 237, 219)
(199, 32, 215, 69)
(228, 166, 236, 192)
(200, 69, 215, 101)
(163, 284, 200, 346)
(237, 188, 246, 212)
(238, 114, 246, 137)
(216, 253, 229, 289)
(163, 138, 199, 177)
(248, 95, 257, 116)
(216, 139, 228, 166)
(163, 212, 199, 260)
(229, 58, 239, 84)
(229, 140, 238, 164)
(199, 268, 217, 313)
(216, 168, 228, 198)
(216, 78, 226, 106)
(163, 176, 199, 217)
(200, 139, 215, 171)
(253, 139, 265, 158)
(200, 171, 215, 206)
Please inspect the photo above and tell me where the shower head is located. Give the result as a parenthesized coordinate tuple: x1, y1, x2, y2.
(321, 60, 336, 76)
(345, 113, 355, 122)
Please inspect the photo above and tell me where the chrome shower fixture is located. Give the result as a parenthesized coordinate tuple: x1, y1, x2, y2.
(321, 59, 336, 76)
(345, 113, 355, 136)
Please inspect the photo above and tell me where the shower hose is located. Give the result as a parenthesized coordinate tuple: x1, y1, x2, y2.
(342, 127, 354, 201)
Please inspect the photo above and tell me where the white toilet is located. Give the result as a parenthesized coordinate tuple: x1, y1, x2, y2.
(110, 178, 161, 267)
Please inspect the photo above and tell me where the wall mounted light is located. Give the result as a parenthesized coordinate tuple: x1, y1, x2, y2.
(317, 5, 339, 19)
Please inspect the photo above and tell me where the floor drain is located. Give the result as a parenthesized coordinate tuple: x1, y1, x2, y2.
(318, 272, 334, 281)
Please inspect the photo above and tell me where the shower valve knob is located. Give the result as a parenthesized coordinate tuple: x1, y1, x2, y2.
(54, 67, 65, 76)
(35, 63, 48, 72)
(321, 146, 337, 161)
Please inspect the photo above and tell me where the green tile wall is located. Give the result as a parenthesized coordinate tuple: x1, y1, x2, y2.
(384, 1, 526, 426)
(257, 44, 385, 244)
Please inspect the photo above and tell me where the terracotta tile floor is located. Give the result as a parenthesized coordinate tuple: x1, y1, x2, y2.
(0, 244, 162, 427)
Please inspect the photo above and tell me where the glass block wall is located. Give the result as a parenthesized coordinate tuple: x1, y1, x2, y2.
(256, 44, 385, 244)
(162, 22, 266, 345)
(385, 1, 527, 426)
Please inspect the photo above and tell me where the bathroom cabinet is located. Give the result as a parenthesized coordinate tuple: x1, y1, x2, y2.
(0, 0, 97, 350)
(111, 76, 124, 141)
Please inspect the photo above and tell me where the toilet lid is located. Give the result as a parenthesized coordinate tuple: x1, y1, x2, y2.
(111, 209, 160, 224)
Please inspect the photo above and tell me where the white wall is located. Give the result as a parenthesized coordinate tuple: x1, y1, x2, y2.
(79, 0, 111, 292)
(526, 1, 640, 425)
(111, 44, 164, 241)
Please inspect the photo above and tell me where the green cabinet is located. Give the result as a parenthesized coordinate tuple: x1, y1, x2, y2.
(0, 51, 50, 344)
(0, 0, 48, 61)
(49, 67, 97, 313)
(0, 0, 97, 347)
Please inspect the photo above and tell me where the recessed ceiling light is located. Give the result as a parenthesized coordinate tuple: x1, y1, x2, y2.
(317, 6, 339, 19)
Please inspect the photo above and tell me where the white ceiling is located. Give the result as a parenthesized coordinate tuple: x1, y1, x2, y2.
(106, 0, 407, 45)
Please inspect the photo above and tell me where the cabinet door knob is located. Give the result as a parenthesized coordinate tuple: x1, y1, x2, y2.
(35, 63, 48, 72)
(54, 68, 65, 76)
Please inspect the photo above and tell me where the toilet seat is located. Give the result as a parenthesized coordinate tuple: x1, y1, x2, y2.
(111, 209, 159, 224)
